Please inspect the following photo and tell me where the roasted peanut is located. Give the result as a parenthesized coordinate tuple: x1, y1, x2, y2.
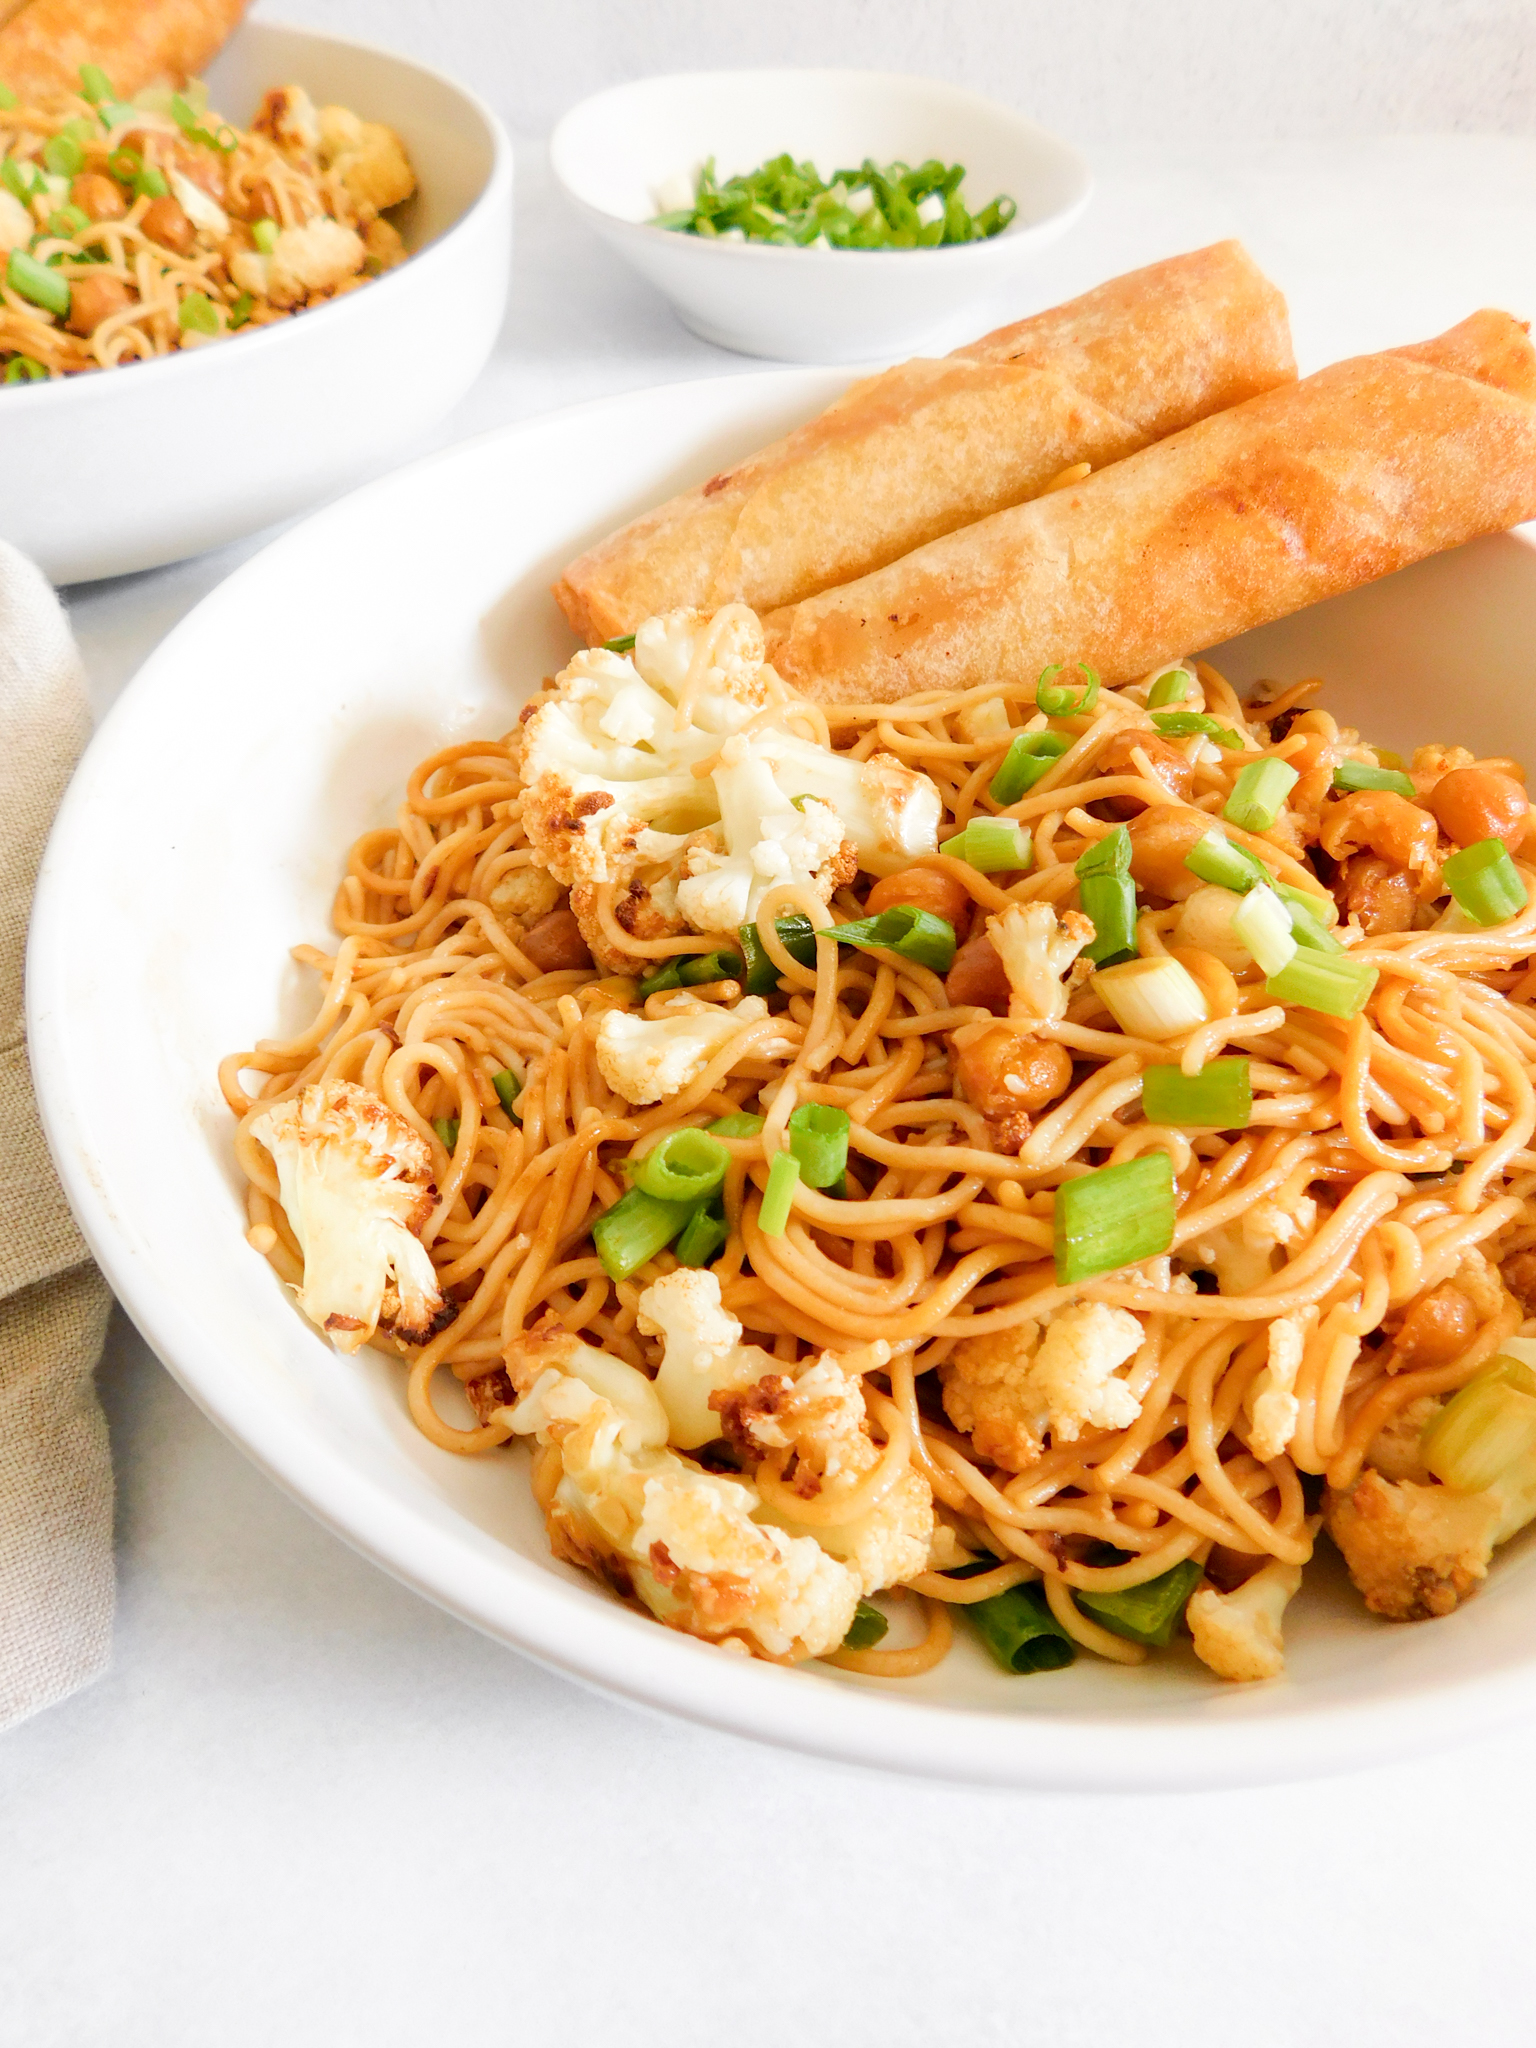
(520, 906, 593, 973)
(1319, 789, 1437, 871)
(1334, 853, 1417, 936)
(955, 1029, 1072, 1121)
(1428, 766, 1530, 852)
(1392, 1283, 1476, 1369)
(140, 195, 195, 255)
(944, 933, 1011, 1014)
(65, 271, 133, 336)
(70, 172, 126, 222)
(1125, 807, 1218, 903)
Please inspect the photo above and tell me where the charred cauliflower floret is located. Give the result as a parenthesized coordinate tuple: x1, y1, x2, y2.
(486, 865, 563, 940)
(987, 902, 1094, 1026)
(248, 1078, 444, 1354)
(594, 993, 793, 1105)
(1188, 1559, 1305, 1682)
(316, 102, 416, 213)
(503, 1320, 861, 1660)
(941, 1304, 1146, 1472)
(518, 607, 941, 970)
(230, 218, 367, 307)
(635, 1267, 778, 1448)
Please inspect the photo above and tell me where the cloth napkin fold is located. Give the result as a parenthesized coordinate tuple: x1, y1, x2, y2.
(0, 541, 113, 1734)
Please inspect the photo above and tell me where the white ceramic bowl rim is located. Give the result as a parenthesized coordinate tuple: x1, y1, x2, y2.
(0, 21, 512, 409)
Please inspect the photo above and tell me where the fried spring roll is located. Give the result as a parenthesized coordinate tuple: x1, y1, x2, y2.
(0, 0, 247, 102)
(553, 242, 1296, 641)
(764, 310, 1536, 706)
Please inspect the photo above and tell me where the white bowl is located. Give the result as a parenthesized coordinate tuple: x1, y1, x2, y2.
(30, 364, 1536, 1791)
(548, 70, 1091, 362)
(0, 21, 512, 585)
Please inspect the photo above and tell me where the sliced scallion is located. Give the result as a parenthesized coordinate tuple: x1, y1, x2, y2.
(1264, 949, 1378, 1019)
(1093, 955, 1208, 1041)
(1035, 662, 1100, 718)
(133, 164, 169, 199)
(939, 815, 1033, 872)
(1053, 1151, 1176, 1284)
(252, 217, 280, 254)
(5, 248, 69, 317)
(966, 1582, 1075, 1673)
(673, 1196, 729, 1269)
(787, 1102, 849, 1188)
(1230, 884, 1297, 976)
(831, 904, 957, 973)
(1076, 1559, 1202, 1647)
(1443, 837, 1529, 927)
(1150, 711, 1243, 747)
(840, 1599, 890, 1651)
(492, 1068, 523, 1118)
(1278, 884, 1343, 953)
(988, 729, 1070, 805)
(177, 291, 220, 335)
(228, 291, 255, 329)
(1145, 666, 1193, 708)
(737, 912, 818, 994)
(0, 83, 15, 111)
(1332, 759, 1417, 798)
(3, 354, 47, 383)
(601, 631, 637, 653)
(638, 949, 740, 999)
(1, 157, 41, 202)
(78, 63, 114, 105)
(432, 1117, 460, 1151)
(1079, 871, 1136, 967)
(708, 1112, 765, 1139)
(1222, 757, 1299, 834)
(592, 1185, 692, 1280)
(1075, 824, 1131, 879)
(1140, 1058, 1251, 1130)
(758, 1150, 801, 1235)
(630, 1127, 730, 1204)
(1421, 1358, 1536, 1493)
(41, 133, 84, 178)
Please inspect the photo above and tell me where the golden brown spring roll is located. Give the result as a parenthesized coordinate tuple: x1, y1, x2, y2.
(0, 0, 247, 102)
(553, 242, 1296, 642)
(764, 309, 1536, 706)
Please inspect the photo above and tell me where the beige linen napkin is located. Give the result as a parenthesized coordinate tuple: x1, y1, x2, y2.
(0, 541, 113, 1732)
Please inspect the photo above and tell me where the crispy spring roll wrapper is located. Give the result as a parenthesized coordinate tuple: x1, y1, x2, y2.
(764, 310, 1536, 706)
(553, 242, 1295, 641)
(0, 0, 247, 101)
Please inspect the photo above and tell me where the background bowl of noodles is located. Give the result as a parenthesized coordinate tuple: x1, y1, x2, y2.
(0, 20, 511, 585)
(30, 365, 1536, 1790)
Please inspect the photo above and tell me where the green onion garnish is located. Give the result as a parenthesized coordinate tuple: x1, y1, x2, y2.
(252, 218, 280, 255)
(1443, 837, 1529, 927)
(1222, 758, 1299, 834)
(652, 152, 1015, 251)
(1, 157, 42, 202)
(1093, 955, 1208, 1041)
(3, 354, 47, 383)
(1183, 827, 1271, 894)
(77, 63, 114, 105)
(0, 83, 15, 111)
(492, 1067, 523, 1118)
(5, 248, 69, 317)
(638, 949, 741, 998)
(1035, 661, 1100, 718)
(1076, 1559, 1202, 1647)
(708, 1112, 764, 1139)
(758, 1150, 801, 1236)
(177, 292, 219, 335)
(133, 163, 169, 200)
(673, 1196, 729, 1269)
(1145, 666, 1193, 708)
(1150, 711, 1243, 748)
(228, 292, 255, 329)
(787, 1102, 850, 1189)
(45, 204, 90, 237)
(41, 133, 84, 178)
(1421, 1357, 1536, 1493)
(939, 815, 1033, 872)
(1332, 759, 1417, 798)
(1265, 949, 1378, 1019)
(988, 730, 1070, 806)
(592, 1185, 693, 1280)
(170, 93, 236, 152)
(432, 1117, 460, 1151)
(831, 904, 957, 973)
(1277, 885, 1342, 953)
(1075, 823, 1131, 879)
(1230, 884, 1297, 976)
(966, 1583, 1076, 1673)
(1140, 1058, 1251, 1130)
(737, 912, 819, 994)
(631, 1128, 731, 1204)
(840, 1599, 890, 1651)
(1053, 1151, 1176, 1284)
(601, 631, 637, 653)
(1076, 824, 1135, 967)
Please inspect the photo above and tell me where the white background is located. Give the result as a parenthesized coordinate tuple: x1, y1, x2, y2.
(7, 4, 1536, 2042)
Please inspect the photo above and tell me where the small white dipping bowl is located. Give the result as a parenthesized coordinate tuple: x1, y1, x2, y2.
(0, 21, 512, 585)
(549, 70, 1091, 362)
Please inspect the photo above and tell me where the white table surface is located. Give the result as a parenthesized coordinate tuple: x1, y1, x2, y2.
(8, 137, 1536, 2047)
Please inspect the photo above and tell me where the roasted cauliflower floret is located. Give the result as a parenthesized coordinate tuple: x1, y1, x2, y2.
(231, 218, 366, 307)
(1244, 1312, 1311, 1463)
(636, 1267, 777, 1448)
(595, 993, 791, 1105)
(1188, 1559, 1304, 1682)
(317, 102, 416, 213)
(248, 1078, 444, 1354)
(987, 902, 1093, 1026)
(503, 1321, 861, 1660)
(252, 83, 321, 157)
(486, 865, 563, 938)
(941, 1304, 1146, 1471)
(1324, 1469, 1507, 1620)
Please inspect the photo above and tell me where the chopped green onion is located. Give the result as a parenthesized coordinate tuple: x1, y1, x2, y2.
(1145, 666, 1193, 708)
(988, 730, 1070, 805)
(1443, 837, 1529, 927)
(840, 1599, 890, 1651)
(227, 291, 255, 329)
(1093, 955, 1208, 1041)
(939, 815, 1033, 872)
(1422, 1359, 1536, 1493)
(133, 163, 169, 200)
(1054, 1150, 1176, 1284)
(170, 93, 235, 152)
(5, 248, 69, 317)
(1, 158, 40, 202)
(1076, 1560, 1202, 1647)
(1277, 884, 1343, 953)
(492, 1068, 523, 1118)
(96, 101, 137, 132)
(1333, 759, 1417, 798)
(41, 133, 84, 178)
(737, 912, 819, 995)
(966, 1582, 1075, 1673)
(1230, 884, 1297, 976)
(1079, 872, 1137, 967)
(600, 631, 637, 653)
(78, 63, 115, 105)
(1075, 824, 1131, 879)
(252, 217, 280, 255)
(637, 949, 741, 999)
(1035, 661, 1100, 718)
(177, 291, 220, 335)
(1183, 827, 1271, 893)
(1141, 1058, 1252, 1130)
(1265, 949, 1378, 1019)
(1150, 711, 1243, 748)
(831, 904, 957, 973)
(758, 1150, 801, 1235)
(1222, 757, 1299, 834)
(432, 1117, 460, 1151)
(651, 151, 1015, 251)
(592, 1185, 692, 1280)
(0, 83, 15, 111)
(787, 1102, 849, 1189)
(631, 1127, 730, 1204)
(708, 1112, 764, 1139)
(673, 1196, 729, 1269)
(46, 203, 89, 237)
(3, 354, 47, 383)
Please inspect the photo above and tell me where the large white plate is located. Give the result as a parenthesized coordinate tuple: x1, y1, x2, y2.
(30, 369, 1536, 1789)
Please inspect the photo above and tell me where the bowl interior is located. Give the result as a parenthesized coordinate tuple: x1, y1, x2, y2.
(550, 70, 1087, 235)
(32, 366, 1536, 1788)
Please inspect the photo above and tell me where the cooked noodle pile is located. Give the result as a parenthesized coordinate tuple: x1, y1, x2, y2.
(222, 637, 1536, 1681)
